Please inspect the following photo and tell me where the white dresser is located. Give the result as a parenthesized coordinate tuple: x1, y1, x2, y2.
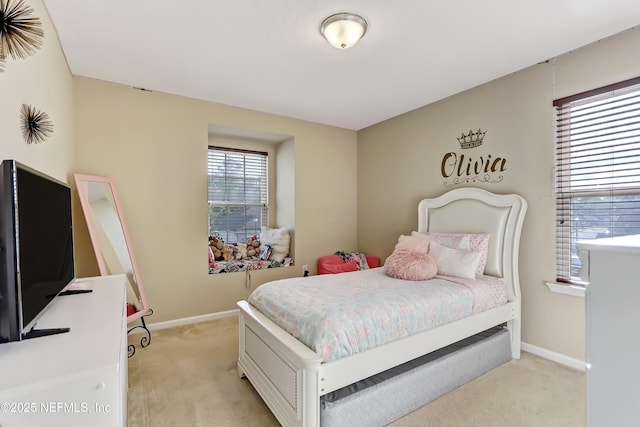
(578, 236, 640, 427)
(0, 275, 128, 427)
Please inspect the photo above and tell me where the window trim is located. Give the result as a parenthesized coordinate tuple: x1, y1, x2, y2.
(545, 281, 586, 298)
(553, 76, 640, 107)
(208, 145, 268, 157)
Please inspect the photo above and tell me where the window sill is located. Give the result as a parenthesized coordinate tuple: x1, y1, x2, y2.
(545, 281, 586, 298)
(209, 257, 294, 274)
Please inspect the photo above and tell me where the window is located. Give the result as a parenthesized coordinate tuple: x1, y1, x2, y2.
(554, 77, 640, 283)
(208, 147, 268, 244)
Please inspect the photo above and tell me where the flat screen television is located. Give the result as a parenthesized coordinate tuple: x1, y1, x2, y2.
(0, 160, 75, 342)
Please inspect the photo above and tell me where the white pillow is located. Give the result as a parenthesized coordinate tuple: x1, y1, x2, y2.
(429, 242, 482, 279)
(414, 231, 489, 276)
(260, 227, 290, 262)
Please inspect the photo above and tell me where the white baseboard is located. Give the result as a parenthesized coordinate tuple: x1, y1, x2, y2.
(130, 309, 239, 333)
(521, 341, 586, 371)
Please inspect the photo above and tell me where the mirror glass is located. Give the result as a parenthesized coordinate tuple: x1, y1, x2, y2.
(74, 174, 150, 323)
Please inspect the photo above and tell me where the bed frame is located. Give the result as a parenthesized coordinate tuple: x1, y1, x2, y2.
(237, 187, 527, 426)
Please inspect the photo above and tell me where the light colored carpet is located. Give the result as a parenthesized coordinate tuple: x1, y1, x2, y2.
(128, 317, 585, 427)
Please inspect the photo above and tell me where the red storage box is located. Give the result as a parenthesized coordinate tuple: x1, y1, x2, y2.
(317, 254, 380, 275)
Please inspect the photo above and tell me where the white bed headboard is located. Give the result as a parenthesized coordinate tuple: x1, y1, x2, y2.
(417, 188, 527, 302)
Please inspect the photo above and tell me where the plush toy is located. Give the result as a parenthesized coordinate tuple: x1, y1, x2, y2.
(222, 244, 234, 261)
(235, 242, 248, 260)
(211, 246, 222, 260)
(208, 247, 216, 268)
(211, 236, 224, 250)
(210, 236, 225, 260)
(247, 235, 261, 258)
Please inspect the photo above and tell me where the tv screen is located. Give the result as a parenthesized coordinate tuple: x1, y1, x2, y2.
(0, 160, 75, 342)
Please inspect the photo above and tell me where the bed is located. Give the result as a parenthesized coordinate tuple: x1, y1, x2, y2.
(237, 187, 527, 426)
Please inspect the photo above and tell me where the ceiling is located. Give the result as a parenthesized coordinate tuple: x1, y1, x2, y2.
(43, 1, 640, 131)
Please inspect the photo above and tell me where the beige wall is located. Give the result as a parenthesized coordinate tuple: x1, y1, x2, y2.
(73, 78, 358, 323)
(0, 0, 73, 182)
(357, 27, 640, 361)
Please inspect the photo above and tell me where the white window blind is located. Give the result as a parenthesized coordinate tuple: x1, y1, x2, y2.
(554, 77, 640, 282)
(207, 147, 268, 244)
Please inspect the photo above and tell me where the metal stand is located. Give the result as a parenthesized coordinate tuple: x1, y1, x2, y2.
(127, 309, 153, 358)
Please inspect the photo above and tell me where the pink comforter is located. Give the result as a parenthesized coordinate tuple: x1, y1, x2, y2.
(248, 268, 507, 362)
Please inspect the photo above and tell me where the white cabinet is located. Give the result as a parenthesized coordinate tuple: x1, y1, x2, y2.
(0, 275, 128, 427)
(578, 236, 640, 427)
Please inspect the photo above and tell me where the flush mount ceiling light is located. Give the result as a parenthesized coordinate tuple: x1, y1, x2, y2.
(320, 13, 368, 49)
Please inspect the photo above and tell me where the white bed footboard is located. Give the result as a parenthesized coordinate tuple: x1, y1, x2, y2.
(238, 300, 322, 426)
(238, 299, 520, 427)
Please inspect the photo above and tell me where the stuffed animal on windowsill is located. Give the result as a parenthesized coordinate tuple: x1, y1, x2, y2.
(211, 236, 224, 250)
(246, 235, 261, 258)
(221, 244, 234, 261)
(235, 243, 248, 260)
(209, 235, 225, 261)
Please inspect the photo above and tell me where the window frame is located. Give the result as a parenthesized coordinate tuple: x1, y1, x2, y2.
(553, 76, 640, 284)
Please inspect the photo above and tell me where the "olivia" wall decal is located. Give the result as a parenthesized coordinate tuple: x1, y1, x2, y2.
(441, 129, 507, 187)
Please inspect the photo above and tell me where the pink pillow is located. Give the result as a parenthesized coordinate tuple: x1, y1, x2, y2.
(384, 250, 438, 281)
(395, 235, 431, 253)
(467, 234, 490, 276)
(411, 231, 470, 250)
(323, 261, 358, 274)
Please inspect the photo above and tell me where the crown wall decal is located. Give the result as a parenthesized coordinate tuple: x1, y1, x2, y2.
(457, 129, 486, 149)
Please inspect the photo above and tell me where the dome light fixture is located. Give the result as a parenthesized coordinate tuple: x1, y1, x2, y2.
(320, 13, 368, 49)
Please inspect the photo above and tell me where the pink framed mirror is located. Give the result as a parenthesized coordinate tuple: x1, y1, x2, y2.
(74, 174, 151, 326)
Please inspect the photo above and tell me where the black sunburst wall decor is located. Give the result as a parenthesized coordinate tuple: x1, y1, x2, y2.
(20, 103, 53, 144)
(0, 0, 44, 73)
